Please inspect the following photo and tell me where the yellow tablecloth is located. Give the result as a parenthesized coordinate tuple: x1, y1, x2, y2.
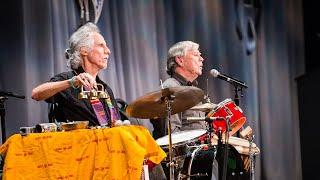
(0, 125, 166, 180)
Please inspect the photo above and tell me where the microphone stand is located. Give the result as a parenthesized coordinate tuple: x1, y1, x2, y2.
(233, 84, 256, 180)
(207, 116, 231, 180)
(204, 117, 214, 145)
(221, 116, 231, 180)
(234, 85, 244, 137)
(0, 91, 25, 144)
(0, 91, 25, 176)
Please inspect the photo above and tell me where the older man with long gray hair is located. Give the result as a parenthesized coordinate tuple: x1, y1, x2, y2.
(32, 22, 121, 126)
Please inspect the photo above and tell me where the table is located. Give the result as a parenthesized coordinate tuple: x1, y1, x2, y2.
(0, 125, 166, 179)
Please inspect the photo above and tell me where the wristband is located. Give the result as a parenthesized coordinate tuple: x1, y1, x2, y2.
(69, 76, 78, 89)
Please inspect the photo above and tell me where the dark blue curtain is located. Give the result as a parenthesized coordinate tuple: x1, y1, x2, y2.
(0, 0, 304, 179)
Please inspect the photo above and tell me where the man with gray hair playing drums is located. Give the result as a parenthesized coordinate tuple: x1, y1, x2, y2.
(150, 41, 221, 180)
(151, 41, 206, 139)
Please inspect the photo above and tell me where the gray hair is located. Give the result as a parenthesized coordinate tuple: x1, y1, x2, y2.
(166, 41, 199, 76)
(65, 22, 100, 70)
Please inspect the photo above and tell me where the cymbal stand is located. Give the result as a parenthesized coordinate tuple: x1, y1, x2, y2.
(204, 78, 211, 103)
(161, 88, 176, 180)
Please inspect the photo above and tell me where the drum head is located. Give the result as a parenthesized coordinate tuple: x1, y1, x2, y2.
(212, 98, 232, 112)
(211, 136, 260, 155)
(156, 129, 206, 147)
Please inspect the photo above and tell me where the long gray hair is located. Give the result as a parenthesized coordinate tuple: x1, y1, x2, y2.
(166, 41, 199, 76)
(65, 22, 100, 70)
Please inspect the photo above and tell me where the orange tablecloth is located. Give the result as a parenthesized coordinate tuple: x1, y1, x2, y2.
(0, 125, 166, 180)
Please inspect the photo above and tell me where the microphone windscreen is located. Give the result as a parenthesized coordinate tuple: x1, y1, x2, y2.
(210, 69, 220, 77)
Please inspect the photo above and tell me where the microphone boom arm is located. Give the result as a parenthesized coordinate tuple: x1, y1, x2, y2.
(219, 73, 248, 88)
(210, 69, 248, 88)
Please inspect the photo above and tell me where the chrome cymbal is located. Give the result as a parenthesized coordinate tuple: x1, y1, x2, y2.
(126, 86, 204, 119)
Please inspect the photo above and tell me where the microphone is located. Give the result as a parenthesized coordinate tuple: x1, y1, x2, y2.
(186, 117, 225, 122)
(210, 69, 248, 88)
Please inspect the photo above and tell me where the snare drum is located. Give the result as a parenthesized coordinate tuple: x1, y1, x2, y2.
(207, 99, 246, 136)
(156, 129, 207, 160)
(156, 129, 207, 179)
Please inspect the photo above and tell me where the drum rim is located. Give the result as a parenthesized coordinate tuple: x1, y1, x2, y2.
(155, 129, 207, 147)
(212, 98, 233, 112)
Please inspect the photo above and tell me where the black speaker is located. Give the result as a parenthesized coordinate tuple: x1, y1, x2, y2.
(303, 2, 320, 72)
(296, 70, 320, 180)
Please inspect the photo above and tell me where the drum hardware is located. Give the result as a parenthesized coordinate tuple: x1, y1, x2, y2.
(179, 172, 209, 179)
(203, 78, 216, 130)
(239, 126, 258, 180)
(206, 116, 225, 146)
(185, 116, 224, 122)
(185, 116, 230, 144)
(176, 116, 228, 180)
(161, 88, 176, 180)
(182, 115, 232, 180)
(233, 85, 245, 138)
(204, 78, 211, 104)
(216, 116, 232, 180)
(248, 135, 256, 180)
(78, 84, 109, 100)
(126, 86, 204, 180)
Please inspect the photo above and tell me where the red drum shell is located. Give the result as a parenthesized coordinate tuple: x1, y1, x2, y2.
(207, 99, 246, 136)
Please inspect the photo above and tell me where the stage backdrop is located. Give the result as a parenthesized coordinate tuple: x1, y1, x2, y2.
(0, 0, 304, 179)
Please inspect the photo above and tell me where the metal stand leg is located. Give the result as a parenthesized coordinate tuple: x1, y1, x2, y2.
(249, 135, 256, 180)
(162, 88, 176, 180)
(0, 91, 25, 144)
(166, 100, 175, 180)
